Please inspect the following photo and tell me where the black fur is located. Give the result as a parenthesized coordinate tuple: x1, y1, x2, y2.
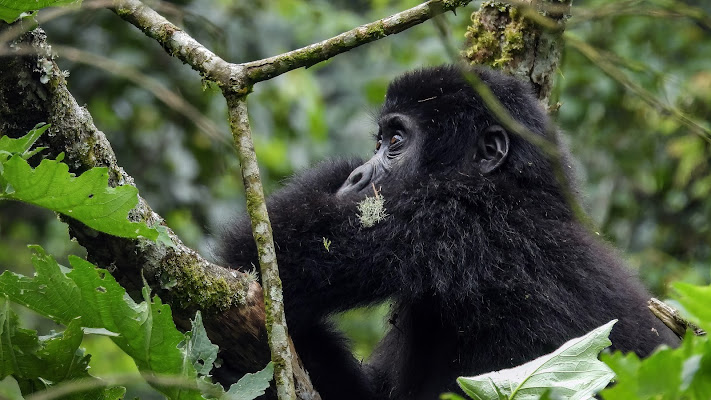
(219, 65, 678, 400)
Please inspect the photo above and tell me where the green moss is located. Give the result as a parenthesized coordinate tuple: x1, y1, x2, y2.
(161, 253, 248, 312)
(366, 22, 386, 38)
(464, 3, 529, 68)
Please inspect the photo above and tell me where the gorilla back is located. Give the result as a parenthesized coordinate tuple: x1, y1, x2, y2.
(220, 65, 678, 400)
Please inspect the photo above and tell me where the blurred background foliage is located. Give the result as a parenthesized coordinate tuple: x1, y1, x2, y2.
(0, 0, 709, 378)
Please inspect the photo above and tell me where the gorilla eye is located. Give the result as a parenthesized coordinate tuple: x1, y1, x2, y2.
(390, 134, 403, 145)
(375, 139, 383, 151)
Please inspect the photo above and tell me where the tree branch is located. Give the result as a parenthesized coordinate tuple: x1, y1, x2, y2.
(241, 0, 474, 83)
(112, 0, 473, 90)
(224, 93, 295, 400)
(111, 0, 245, 89)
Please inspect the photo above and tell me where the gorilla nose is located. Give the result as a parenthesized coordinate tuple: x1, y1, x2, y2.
(338, 163, 374, 195)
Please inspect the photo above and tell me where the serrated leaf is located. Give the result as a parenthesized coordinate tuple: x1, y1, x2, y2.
(0, 155, 158, 240)
(0, 298, 43, 379)
(0, 247, 205, 399)
(0, 299, 122, 398)
(458, 321, 616, 400)
(224, 362, 274, 400)
(182, 312, 219, 376)
(0, 0, 80, 23)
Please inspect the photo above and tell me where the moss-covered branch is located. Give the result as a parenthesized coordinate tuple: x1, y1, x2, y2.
(241, 0, 473, 83)
(111, 0, 244, 89)
(464, 0, 571, 106)
(224, 93, 296, 400)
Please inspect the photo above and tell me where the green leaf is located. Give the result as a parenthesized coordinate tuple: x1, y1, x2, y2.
(0, 299, 123, 398)
(0, 0, 80, 23)
(0, 247, 205, 399)
(674, 282, 711, 333)
(0, 154, 158, 240)
(457, 320, 616, 400)
(601, 332, 711, 400)
(224, 362, 274, 400)
(0, 124, 49, 162)
(182, 312, 219, 376)
(0, 376, 24, 400)
(440, 393, 468, 400)
(0, 298, 43, 380)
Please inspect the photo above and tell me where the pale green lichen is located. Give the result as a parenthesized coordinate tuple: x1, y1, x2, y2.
(357, 195, 388, 228)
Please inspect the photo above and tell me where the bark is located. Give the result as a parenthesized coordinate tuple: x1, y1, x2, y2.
(464, 0, 572, 106)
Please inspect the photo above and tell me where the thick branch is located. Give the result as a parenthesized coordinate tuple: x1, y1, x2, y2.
(241, 0, 474, 83)
(464, 0, 571, 106)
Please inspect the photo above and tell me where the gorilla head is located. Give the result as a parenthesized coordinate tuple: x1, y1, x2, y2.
(338, 65, 560, 200)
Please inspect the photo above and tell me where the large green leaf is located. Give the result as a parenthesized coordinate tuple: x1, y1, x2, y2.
(0, 154, 158, 240)
(0, 376, 24, 400)
(0, 247, 202, 399)
(457, 320, 616, 400)
(0, 299, 124, 399)
(0, 0, 80, 23)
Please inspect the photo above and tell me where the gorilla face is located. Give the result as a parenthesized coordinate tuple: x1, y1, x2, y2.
(336, 113, 421, 198)
(336, 113, 510, 199)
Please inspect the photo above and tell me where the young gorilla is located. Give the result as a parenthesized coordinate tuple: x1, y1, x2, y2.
(220, 65, 677, 400)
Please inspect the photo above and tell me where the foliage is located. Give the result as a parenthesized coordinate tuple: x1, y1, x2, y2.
(0, 246, 273, 399)
(450, 280, 711, 400)
(0, 299, 126, 399)
(457, 321, 616, 400)
(0, 127, 272, 398)
(598, 280, 711, 400)
(1, 0, 711, 398)
(0, 126, 159, 240)
(0, 0, 80, 23)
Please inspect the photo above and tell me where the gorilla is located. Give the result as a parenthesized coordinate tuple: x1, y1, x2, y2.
(220, 65, 677, 400)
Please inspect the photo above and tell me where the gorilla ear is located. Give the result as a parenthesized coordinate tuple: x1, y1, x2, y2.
(475, 125, 510, 174)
